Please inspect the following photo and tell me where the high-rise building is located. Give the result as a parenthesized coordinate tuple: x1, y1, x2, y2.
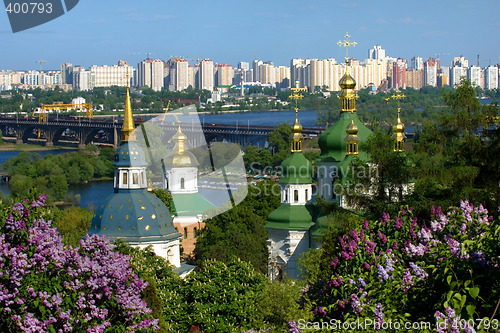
(90, 61, 133, 88)
(166, 58, 188, 91)
(368, 45, 386, 60)
(252, 60, 263, 83)
(438, 67, 450, 87)
(137, 58, 152, 88)
(275, 66, 291, 89)
(452, 56, 468, 68)
(199, 59, 214, 91)
(290, 58, 310, 89)
(468, 66, 482, 88)
(61, 63, 73, 84)
(485, 66, 499, 90)
(392, 58, 407, 89)
(411, 57, 423, 70)
(72, 66, 94, 91)
(259, 62, 276, 86)
(238, 62, 249, 71)
(214, 64, 234, 87)
(406, 69, 424, 89)
(424, 59, 438, 87)
(450, 66, 468, 88)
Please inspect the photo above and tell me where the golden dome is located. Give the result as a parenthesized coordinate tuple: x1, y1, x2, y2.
(339, 72, 356, 90)
(292, 119, 302, 133)
(346, 119, 358, 136)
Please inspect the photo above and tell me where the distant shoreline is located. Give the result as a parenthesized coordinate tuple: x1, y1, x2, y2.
(0, 143, 75, 152)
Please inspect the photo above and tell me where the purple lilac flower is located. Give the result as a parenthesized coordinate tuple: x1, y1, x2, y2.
(350, 230, 360, 242)
(375, 303, 384, 331)
(384, 254, 394, 274)
(405, 243, 428, 257)
(401, 269, 414, 292)
(363, 262, 371, 270)
(363, 220, 369, 230)
(314, 307, 326, 317)
(409, 262, 428, 280)
(288, 320, 300, 333)
(381, 212, 390, 225)
(350, 294, 363, 314)
(378, 231, 387, 246)
(365, 240, 376, 256)
(358, 277, 366, 288)
(418, 228, 433, 244)
(377, 265, 389, 281)
(394, 217, 403, 230)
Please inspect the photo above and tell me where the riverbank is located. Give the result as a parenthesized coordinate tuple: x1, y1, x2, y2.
(0, 143, 77, 151)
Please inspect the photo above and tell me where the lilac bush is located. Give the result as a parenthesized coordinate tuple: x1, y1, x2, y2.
(0, 194, 158, 332)
(302, 200, 500, 331)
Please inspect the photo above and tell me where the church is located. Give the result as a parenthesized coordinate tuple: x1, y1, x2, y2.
(266, 57, 406, 280)
(87, 83, 193, 275)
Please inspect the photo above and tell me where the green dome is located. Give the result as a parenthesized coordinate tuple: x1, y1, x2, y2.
(279, 152, 312, 184)
(114, 142, 148, 167)
(88, 190, 181, 243)
(266, 204, 314, 230)
(318, 112, 372, 163)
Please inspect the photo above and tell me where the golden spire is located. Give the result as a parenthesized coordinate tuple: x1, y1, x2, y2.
(172, 122, 187, 155)
(122, 72, 136, 142)
(290, 81, 307, 152)
(344, 111, 360, 155)
(338, 33, 358, 113)
(391, 90, 406, 152)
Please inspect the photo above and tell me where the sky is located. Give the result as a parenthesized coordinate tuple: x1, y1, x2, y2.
(0, 0, 499, 71)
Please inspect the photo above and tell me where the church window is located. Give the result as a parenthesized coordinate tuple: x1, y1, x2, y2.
(294, 190, 299, 203)
(193, 227, 197, 237)
(305, 189, 309, 200)
(132, 173, 138, 185)
(122, 172, 128, 185)
(183, 227, 188, 239)
(180, 178, 185, 189)
(284, 190, 288, 202)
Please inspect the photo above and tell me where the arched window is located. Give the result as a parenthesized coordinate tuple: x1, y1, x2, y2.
(305, 189, 309, 201)
(183, 227, 188, 239)
(294, 190, 299, 203)
(284, 190, 288, 203)
(180, 178, 185, 189)
(193, 227, 197, 237)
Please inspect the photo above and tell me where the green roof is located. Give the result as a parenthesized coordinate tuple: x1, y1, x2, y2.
(317, 112, 372, 163)
(279, 152, 312, 185)
(171, 193, 216, 216)
(266, 204, 314, 230)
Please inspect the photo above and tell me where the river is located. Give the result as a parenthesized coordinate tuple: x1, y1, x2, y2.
(1, 108, 416, 208)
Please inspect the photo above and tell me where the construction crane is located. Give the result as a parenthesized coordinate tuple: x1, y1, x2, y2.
(158, 100, 171, 121)
(36, 60, 47, 71)
(34, 103, 93, 123)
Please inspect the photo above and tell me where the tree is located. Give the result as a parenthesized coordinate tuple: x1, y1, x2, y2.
(183, 258, 266, 332)
(195, 181, 280, 273)
(342, 128, 414, 219)
(267, 123, 292, 165)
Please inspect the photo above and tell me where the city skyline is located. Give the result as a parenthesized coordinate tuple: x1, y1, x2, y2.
(1, 0, 499, 70)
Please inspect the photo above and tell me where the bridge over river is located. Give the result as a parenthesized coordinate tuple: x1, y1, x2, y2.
(0, 116, 324, 149)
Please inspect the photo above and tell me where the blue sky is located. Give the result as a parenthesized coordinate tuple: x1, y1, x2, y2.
(1, 0, 499, 70)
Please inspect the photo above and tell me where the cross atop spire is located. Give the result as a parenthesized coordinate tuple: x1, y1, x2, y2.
(391, 89, 406, 111)
(290, 80, 307, 119)
(338, 32, 357, 64)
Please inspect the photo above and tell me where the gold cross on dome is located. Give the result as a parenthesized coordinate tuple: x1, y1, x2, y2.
(290, 80, 307, 113)
(338, 33, 357, 63)
(391, 89, 406, 110)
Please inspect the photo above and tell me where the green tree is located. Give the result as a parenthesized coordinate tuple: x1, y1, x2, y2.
(183, 258, 266, 332)
(52, 206, 93, 247)
(267, 122, 292, 165)
(195, 181, 280, 273)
